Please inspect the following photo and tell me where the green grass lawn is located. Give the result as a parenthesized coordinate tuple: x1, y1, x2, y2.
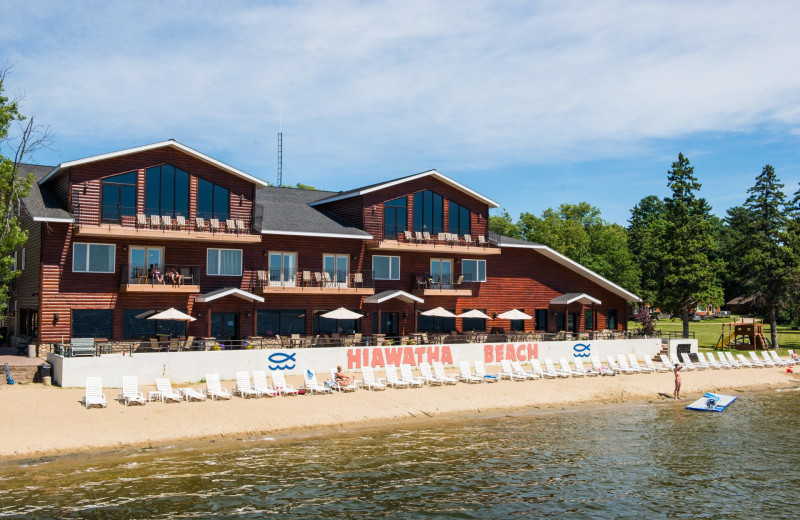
(627, 316, 800, 354)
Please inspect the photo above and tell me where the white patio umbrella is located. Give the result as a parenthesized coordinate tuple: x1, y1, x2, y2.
(320, 307, 364, 320)
(420, 307, 458, 318)
(497, 309, 532, 320)
(458, 309, 493, 319)
(147, 307, 196, 322)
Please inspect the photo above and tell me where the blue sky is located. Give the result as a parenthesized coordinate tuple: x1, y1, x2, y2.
(2, 0, 800, 225)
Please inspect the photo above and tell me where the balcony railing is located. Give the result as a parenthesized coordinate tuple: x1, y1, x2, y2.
(252, 268, 375, 290)
(73, 202, 255, 235)
(120, 264, 201, 288)
(412, 272, 475, 292)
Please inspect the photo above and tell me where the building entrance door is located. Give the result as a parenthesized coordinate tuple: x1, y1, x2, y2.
(373, 312, 399, 336)
(211, 312, 239, 340)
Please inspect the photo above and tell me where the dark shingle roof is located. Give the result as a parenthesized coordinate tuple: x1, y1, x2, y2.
(255, 187, 372, 238)
(309, 171, 424, 206)
(20, 163, 73, 221)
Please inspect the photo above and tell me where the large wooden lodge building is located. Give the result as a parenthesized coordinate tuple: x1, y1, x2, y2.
(8, 141, 638, 346)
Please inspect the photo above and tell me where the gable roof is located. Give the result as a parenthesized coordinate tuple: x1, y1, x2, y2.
(38, 140, 269, 187)
(256, 187, 372, 239)
(308, 169, 499, 208)
(489, 232, 640, 302)
(19, 163, 74, 222)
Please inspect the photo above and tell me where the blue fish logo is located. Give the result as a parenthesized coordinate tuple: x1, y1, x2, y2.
(573, 343, 591, 358)
(268, 352, 296, 370)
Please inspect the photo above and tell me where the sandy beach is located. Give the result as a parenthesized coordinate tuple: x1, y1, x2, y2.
(1, 367, 797, 461)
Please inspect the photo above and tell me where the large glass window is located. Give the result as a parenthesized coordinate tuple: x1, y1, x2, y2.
(413, 190, 443, 234)
(535, 309, 548, 331)
(430, 258, 453, 287)
(373, 255, 400, 280)
(383, 196, 407, 238)
(257, 309, 305, 336)
(145, 164, 189, 217)
(268, 252, 297, 286)
(197, 178, 230, 221)
(72, 309, 112, 338)
(207, 248, 242, 276)
(417, 311, 455, 333)
(461, 310, 486, 332)
(584, 309, 594, 331)
(314, 312, 361, 335)
(448, 201, 471, 236)
(102, 171, 136, 221)
(606, 309, 618, 330)
(462, 259, 486, 282)
(123, 309, 187, 338)
(73, 243, 115, 273)
(323, 254, 349, 286)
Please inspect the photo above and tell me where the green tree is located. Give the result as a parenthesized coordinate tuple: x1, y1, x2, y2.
(0, 66, 50, 313)
(656, 153, 723, 337)
(488, 209, 521, 238)
(628, 195, 666, 305)
(718, 205, 751, 302)
(741, 165, 795, 348)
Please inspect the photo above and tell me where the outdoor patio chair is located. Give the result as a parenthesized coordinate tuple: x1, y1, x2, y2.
(511, 360, 538, 380)
(463, 234, 474, 246)
(384, 364, 411, 388)
(403, 230, 414, 242)
(328, 368, 359, 391)
(353, 272, 364, 288)
(499, 359, 523, 380)
(532, 358, 557, 378)
(195, 217, 206, 231)
(205, 373, 233, 400)
(756, 351, 775, 367)
(680, 353, 705, 370)
(118, 376, 146, 406)
(473, 360, 498, 382)
(136, 213, 147, 229)
(225, 218, 236, 233)
(303, 369, 333, 394)
(397, 364, 424, 387)
(236, 219, 247, 233)
(321, 271, 333, 287)
(616, 354, 640, 373)
(256, 269, 267, 288)
(628, 353, 653, 373)
(769, 350, 791, 366)
(415, 231, 425, 243)
(559, 357, 583, 376)
(234, 371, 262, 398)
(253, 370, 278, 397)
(545, 358, 571, 377)
(432, 361, 459, 384)
(175, 215, 187, 230)
(271, 371, 299, 395)
(419, 362, 445, 385)
(162, 215, 173, 229)
(181, 387, 207, 401)
(645, 354, 670, 372)
(746, 352, 767, 367)
(459, 361, 484, 383)
(150, 214, 161, 229)
(724, 351, 744, 368)
(361, 366, 387, 391)
(155, 378, 184, 402)
(301, 270, 313, 287)
(693, 352, 713, 369)
(209, 218, 221, 233)
(660, 354, 676, 370)
(736, 353, 757, 368)
(180, 268, 193, 285)
(82, 377, 107, 409)
(478, 235, 487, 247)
(573, 357, 599, 376)
(415, 274, 427, 290)
(422, 231, 432, 243)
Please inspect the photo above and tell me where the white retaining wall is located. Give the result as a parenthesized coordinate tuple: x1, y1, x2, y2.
(49, 338, 662, 387)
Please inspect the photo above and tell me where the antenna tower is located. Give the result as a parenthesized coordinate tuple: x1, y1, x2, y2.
(277, 132, 283, 187)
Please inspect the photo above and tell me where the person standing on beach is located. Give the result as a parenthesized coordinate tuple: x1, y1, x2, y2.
(673, 363, 682, 400)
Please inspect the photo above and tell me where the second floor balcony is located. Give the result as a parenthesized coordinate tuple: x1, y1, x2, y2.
(411, 272, 475, 297)
(72, 203, 262, 243)
(369, 225, 501, 255)
(119, 264, 201, 293)
(252, 268, 375, 295)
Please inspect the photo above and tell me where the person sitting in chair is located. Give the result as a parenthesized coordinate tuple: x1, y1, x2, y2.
(166, 266, 183, 286)
(334, 365, 353, 386)
(151, 263, 164, 284)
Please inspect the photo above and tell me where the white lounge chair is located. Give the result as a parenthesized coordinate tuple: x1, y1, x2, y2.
(82, 377, 107, 408)
(361, 366, 387, 391)
(419, 362, 445, 385)
(606, 355, 623, 373)
(696, 352, 720, 369)
(399, 364, 424, 387)
(617, 354, 639, 374)
(205, 373, 233, 400)
(511, 360, 538, 380)
(458, 361, 484, 383)
(573, 357, 599, 376)
(118, 376, 146, 406)
(545, 358, 571, 378)
(303, 369, 333, 394)
(384, 364, 411, 388)
(680, 353, 705, 371)
(473, 360, 499, 382)
(724, 351, 744, 368)
(532, 359, 557, 378)
(560, 357, 583, 377)
(659, 354, 676, 371)
(253, 370, 277, 396)
(591, 356, 605, 373)
(499, 359, 524, 380)
(181, 387, 207, 401)
(328, 368, 359, 391)
(715, 351, 733, 369)
(234, 371, 262, 398)
(155, 377, 183, 402)
(432, 361, 459, 385)
(769, 351, 791, 366)
(644, 355, 669, 372)
(752, 351, 771, 367)
(735, 354, 756, 368)
(271, 371, 299, 395)
(628, 354, 653, 373)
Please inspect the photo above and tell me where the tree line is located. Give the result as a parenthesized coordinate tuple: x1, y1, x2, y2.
(490, 153, 800, 347)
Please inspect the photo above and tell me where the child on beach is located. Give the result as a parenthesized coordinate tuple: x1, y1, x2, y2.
(673, 363, 682, 400)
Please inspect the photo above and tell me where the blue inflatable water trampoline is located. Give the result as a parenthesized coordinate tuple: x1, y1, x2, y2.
(686, 392, 738, 412)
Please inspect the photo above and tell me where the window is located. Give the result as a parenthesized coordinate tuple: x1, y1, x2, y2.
(555, 312, 565, 331)
(535, 309, 547, 331)
(257, 309, 305, 336)
(606, 309, 618, 330)
(461, 310, 487, 332)
(314, 313, 361, 335)
(129, 246, 164, 282)
(123, 309, 187, 338)
(510, 319, 525, 332)
(102, 171, 137, 221)
(462, 259, 486, 282)
(383, 196, 407, 238)
(430, 258, 453, 286)
(72, 309, 112, 338)
(197, 178, 229, 221)
(21, 248, 25, 271)
(268, 252, 297, 286)
(413, 190, 443, 234)
(373, 255, 400, 280)
(323, 254, 349, 286)
(145, 164, 189, 217)
(12, 250, 17, 271)
(417, 311, 455, 332)
(448, 201, 471, 236)
(584, 309, 594, 331)
(207, 248, 242, 276)
(73, 243, 115, 273)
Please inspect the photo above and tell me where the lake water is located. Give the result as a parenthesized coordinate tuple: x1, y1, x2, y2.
(2, 390, 799, 519)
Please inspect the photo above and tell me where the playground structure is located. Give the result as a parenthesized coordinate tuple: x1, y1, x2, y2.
(715, 318, 769, 350)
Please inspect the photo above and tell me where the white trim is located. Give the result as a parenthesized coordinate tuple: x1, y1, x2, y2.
(308, 170, 499, 208)
(72, 242, 116, 274)
(363, 290, 424, 304)
(461, 258, 486, 283)
(497, 242, 640, 302)
(260, 229, 372, 240)
(206, 247, 243, 277)
(195, 287, 265, 303)
(372, 255, 401, 280)
(550, 293, 602, 306)
(39, 140, 268, 187)
(31, 216, 74, 223)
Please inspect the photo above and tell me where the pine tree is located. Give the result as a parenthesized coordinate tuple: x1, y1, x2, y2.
(657, 153, 723, 337)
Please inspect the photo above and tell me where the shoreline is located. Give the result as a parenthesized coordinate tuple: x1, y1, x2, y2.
(1, 367, 797, 464)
